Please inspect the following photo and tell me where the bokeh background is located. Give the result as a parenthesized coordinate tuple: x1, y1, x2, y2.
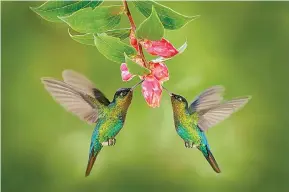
(2, 1, 289, 192)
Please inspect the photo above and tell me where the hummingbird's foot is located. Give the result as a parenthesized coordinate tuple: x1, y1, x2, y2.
(101, 138, 116, 146)
(185, 142, 197, 148)
(108, 138, 116, 146)
(185, 141, 191, 148)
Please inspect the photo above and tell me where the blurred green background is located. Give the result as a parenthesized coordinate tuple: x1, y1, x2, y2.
(2, 1, 289, 192)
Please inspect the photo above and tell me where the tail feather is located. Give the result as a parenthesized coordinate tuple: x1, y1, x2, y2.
(199, 145, 221, 173)
(85, 146, 102, 177)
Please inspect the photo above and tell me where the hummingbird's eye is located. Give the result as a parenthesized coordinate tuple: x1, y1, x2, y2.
(178, 97, 182, 102)
(120, 91, 128, 97)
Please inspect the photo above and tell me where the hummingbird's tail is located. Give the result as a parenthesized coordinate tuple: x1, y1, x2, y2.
(198, 145, 221, 173)
(85, 143, 102, 177)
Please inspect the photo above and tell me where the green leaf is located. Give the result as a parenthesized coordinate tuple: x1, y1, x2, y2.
(133, 0, 199, 30)
(59, 6, 125, 33)
(68, 30, 95, 46)
(136, 6, 164, 40)
(105, 28, 131, 40)
(124, 53, 150, 75)
(30, 0, 103, 23)
(94, 34, 137, 63)
(68, 28, 131, 46)
(152, 40, 187, 62)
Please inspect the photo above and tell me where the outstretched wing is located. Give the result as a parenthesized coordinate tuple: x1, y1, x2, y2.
(62, 69, 110, 106)
(198, 96, 251, 131)
(188, 86, 225, 114)
(41, 78, 104, 124)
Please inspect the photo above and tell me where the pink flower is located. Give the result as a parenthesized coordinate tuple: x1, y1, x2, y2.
(120, 63, 135, 81)
(120, 61, 169, 108)
(150, 62, 169, 82)
(141, 38, 178, 58)
(122, 35, 182, 107)
(141, 75, 162, 108)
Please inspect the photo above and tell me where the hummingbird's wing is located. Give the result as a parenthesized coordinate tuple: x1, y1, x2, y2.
(41, 78, 105, 124)
(198, 96, 251, 131)
(188, 86, 225, 114)
(62, 69, 110, 106)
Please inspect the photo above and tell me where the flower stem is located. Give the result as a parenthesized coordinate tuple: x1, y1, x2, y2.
(122, 0, 136, 31)
(122, 0, 147, 67)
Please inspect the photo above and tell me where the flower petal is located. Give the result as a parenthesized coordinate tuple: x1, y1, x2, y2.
(120, 63, 135, 81)
(141, 38, 178, 58)
(150, 62, 169, 82)
(141, 76, 162, 108)
(152, 40, 187, 63)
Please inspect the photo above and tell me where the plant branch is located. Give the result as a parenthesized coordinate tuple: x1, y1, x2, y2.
(123, 0, 147, 67)
(123, 0, 136, 31)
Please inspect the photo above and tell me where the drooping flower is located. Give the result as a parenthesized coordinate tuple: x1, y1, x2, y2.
(124, 34, 181, 107)
(120, 61, 169, 108)
(150, 62, 169, 82)
(120, 63, 135, 81)
(141, 75, 163, 108)
(140, 38, 178, 58)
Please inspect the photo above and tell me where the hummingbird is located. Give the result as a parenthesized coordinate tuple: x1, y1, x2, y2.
(41, 70, 143, 176)
(163, 86, 251, 173)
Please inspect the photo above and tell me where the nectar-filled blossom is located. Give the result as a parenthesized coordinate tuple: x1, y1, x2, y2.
(140, 38, 178, 58)
(141, 75, 162, 108)
(120, 61, 169, 108)
(122, 34, 180, 108)
(150, 62, 169, 82)
(120, 63, 135, 81)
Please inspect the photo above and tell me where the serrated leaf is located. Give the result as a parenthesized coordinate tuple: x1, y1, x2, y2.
(59, 6, 125, 33)
(124, 53, 150, 76)
(94, 34, 137, 63)
(152, 40, 187, 63)
(133, 0, 199, 30)
(136, 6, 164, 40)
(68, 28, 131, 46)
(30, 0, 103, 23)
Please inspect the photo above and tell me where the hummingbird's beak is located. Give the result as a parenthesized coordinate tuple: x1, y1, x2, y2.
(131, 79, 144, 91)
(162, 85, 173, 96)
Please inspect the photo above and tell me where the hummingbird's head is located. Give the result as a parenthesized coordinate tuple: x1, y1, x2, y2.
(112, 80, 143, 109)
(170, 93, 188, 111)
(113, 88, 133, 103)
(161, 85, 188, 111)
(113, 88, 133, 112)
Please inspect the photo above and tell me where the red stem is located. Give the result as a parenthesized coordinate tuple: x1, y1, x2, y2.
(123, 0, 136, 31)
(122, 0, 147, 67)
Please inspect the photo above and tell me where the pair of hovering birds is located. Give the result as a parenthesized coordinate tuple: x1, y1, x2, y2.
(41, 70, 251, 176)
